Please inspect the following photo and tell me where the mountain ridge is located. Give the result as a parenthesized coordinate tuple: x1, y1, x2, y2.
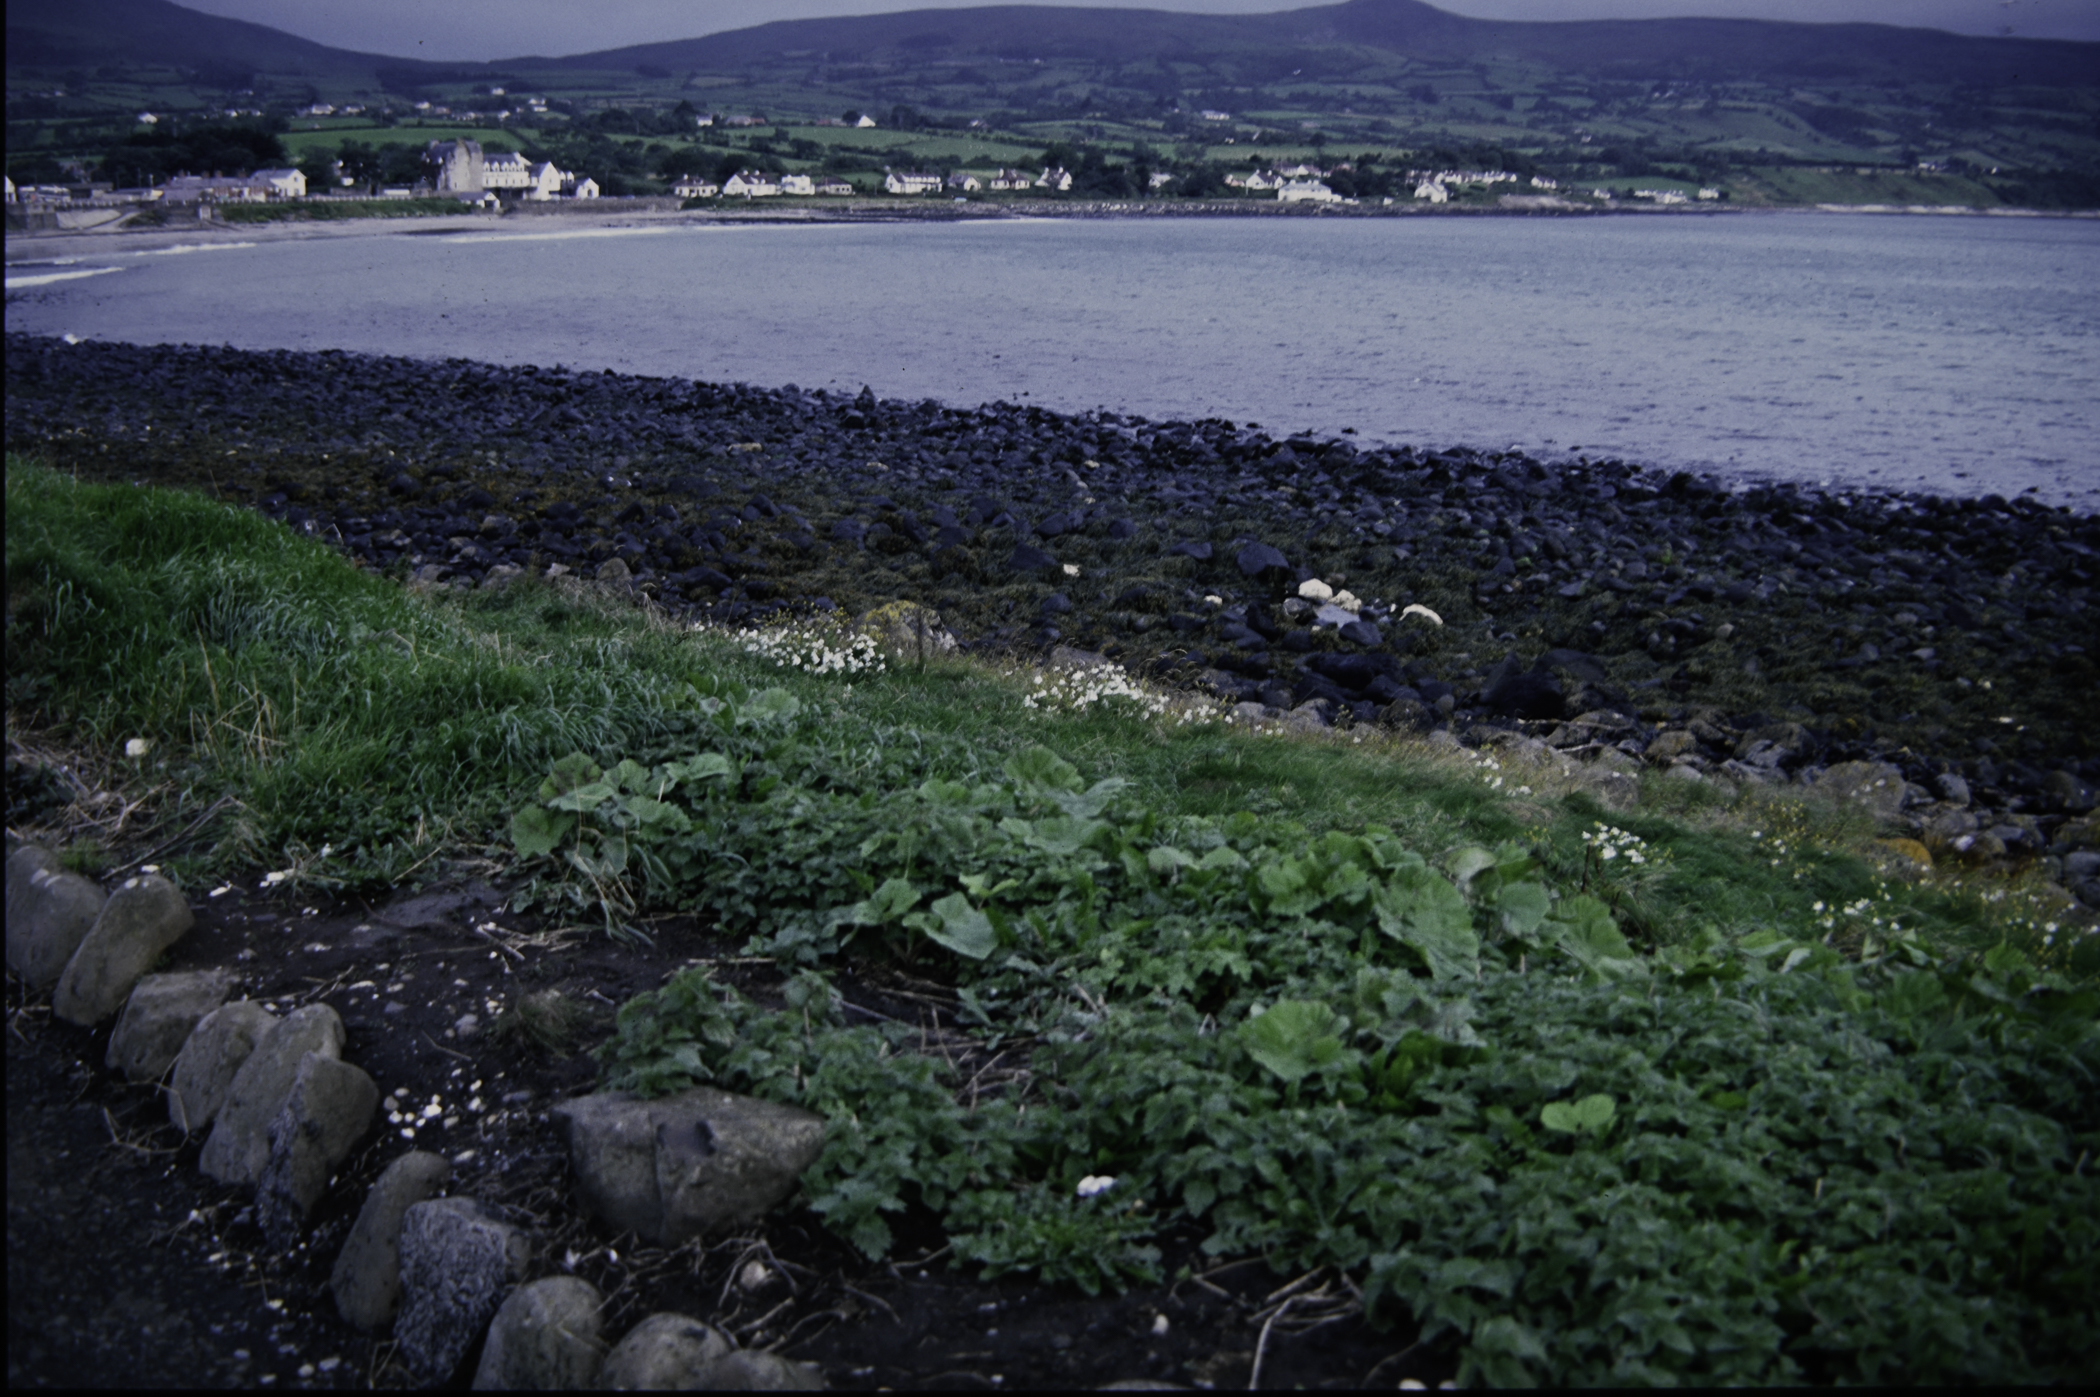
(10, 0, 2096, 89)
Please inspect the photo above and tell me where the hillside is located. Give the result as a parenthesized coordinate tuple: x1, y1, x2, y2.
(561, 0, 2097, 88)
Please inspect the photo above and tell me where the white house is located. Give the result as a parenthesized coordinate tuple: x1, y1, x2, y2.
(987, 169, 1034, 191)
(1226, 170, 1283, 191)
(855, 114, 878, 128)
(1529, 175, 1558, 190)
(566, 176, 599, 199)
(672, 177, 719, 199)
(816, 177, 855, 196)
(778, 173, 815, 196)
(249, 168, 306, 199)
(3, 175, 13, 204)
(1278, 179, 1340, 203)
(527, 162, 567, 200)
(1413, 179, 1448, 203)
(482, 151, 533, 190)
(946, 172, 983, 193)
(1698, 187, 1721, 200)
(723, 170, 780, 197)
(1148, 171, 1175, 189)
(1200, 109, 1231, 121)
(1035, 167, 1072, 192)
(884, 170, 941, 195)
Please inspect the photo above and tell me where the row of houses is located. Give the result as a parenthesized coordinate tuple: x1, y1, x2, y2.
(682, 166, 1085, 199)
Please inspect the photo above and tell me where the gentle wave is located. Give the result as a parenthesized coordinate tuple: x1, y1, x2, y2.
(131, 242, 259, 257)
(6, 267, 125, 289)
(440, 225, 680, 245)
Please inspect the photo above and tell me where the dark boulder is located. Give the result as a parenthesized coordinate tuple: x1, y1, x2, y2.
(1011, 543, 1060, 572)
(1237, 541, 1290, 578)
(1483, 656, 1565, 721)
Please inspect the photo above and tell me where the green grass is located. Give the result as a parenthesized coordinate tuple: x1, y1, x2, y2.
(6, 461, 706, 882)
(10, 463, 2097, 1384)
(276, 123, 525, 158)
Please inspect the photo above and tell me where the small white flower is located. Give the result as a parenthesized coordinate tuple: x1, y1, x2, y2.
(124, 737, 152, 758)
(1062, 563, 1081, 577)
(1076, 1174, 1118, 1199)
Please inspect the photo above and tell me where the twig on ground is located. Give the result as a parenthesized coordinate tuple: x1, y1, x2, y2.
(107, 792, 239, 876)
(839, 1282, 901, 1324)
(418, 1030, 474, 1062)
(1248, 1295, 1297, 1390)
(1362, 1340, 1422, 1387)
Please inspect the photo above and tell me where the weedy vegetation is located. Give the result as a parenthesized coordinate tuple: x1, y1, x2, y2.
(9, 461, 2097, 1385)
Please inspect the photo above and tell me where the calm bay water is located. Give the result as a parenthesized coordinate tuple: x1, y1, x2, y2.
(8, 211, 2097, 504)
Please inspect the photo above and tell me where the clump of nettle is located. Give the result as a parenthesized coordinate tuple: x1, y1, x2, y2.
(509, 680, 2099, 1387)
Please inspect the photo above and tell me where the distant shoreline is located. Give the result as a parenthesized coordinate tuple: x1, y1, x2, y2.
(8, 195, 2097, 261)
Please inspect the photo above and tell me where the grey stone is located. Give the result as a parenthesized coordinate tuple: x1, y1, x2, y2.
(52, 873, 193, 1026)
(1922, 806, 1980, 846)
(1815, 761, 1912, 823)
(551, 1087, 826, 1246)
(1644, 730, 1699, 764)
(1338, 619, 1384, 648)
(106, 969, 233, 1084)
(168, 1000, 275, 1135)
(595, 557, 633, 584)
(1935, 772, 1973, 807)
(1283, 702, 1331, 732)
(5, 845, 107, 989)
(1311, 602, 1356, 628)
(2063, 851, 2100, 882)
(857, 601, 957, 657)
(1734, 739, 1790, 772)
(472, 1276, 605, 1390)
(1588, 747, 1642, 777)
(1047, 645, 1110, 671)
(199, 1003, 345, 1185)
(481, 563, 527, 591)
(258, 1053, 380, 1246)
(599, 1314, 732, 1390)
(1734, 722, 1808, 763)
(332, 1151, 452, 1331)
(1585, 770, 1640, 810)
(1235, 541, 1289, 577)
(2043, 769, 2098, 813)
(395, 1197, 532, 1384)
(1010, 543, 1059, 573)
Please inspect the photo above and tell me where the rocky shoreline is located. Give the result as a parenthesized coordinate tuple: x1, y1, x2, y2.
(5, 332, 2096, 905)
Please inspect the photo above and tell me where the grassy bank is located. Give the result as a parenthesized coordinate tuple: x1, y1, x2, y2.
(8, 461, 2098, 1384)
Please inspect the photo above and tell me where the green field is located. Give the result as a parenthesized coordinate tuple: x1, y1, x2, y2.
(9, 460, 2097, 1385)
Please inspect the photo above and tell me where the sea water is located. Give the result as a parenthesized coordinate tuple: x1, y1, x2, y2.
(8, 210, 2096, 504)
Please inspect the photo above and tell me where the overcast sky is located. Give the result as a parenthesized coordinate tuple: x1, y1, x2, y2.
(174, 1, 2100, 62)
